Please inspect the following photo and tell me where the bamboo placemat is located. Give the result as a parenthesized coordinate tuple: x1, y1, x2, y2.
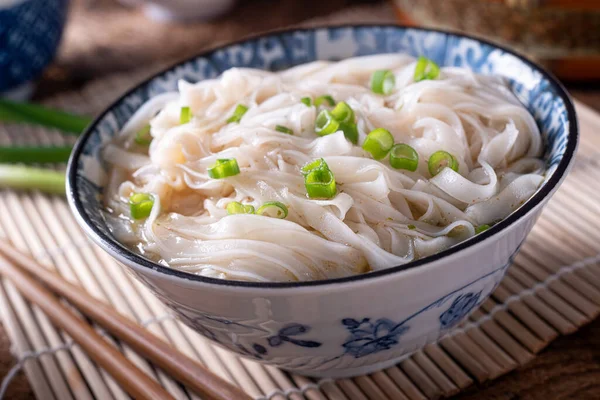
(2, 58, 600, 400)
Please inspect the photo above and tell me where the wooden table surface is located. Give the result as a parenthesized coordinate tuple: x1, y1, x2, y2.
(2, 0, 600, 398)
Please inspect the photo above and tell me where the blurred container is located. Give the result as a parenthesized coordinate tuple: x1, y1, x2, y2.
(0, 0, 69, 99)
(392, 0, 600, 81)
(117, 0, 237, 22)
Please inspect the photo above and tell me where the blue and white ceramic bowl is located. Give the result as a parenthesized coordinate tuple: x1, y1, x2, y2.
(67, 26, 578, 378)
(0, 0, 69, 99)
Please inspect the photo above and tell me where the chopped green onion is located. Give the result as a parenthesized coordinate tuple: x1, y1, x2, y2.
(339, 122, 359, 145)
(475, 224, 491, 234)
(330, 102, 354, 124)
(0, 99, 92, 135)
(428, 150, 459, 177)
(207, 158, 240, 179)
(408, 224, 416, 230)
(327, 102, 358, 144)
(301, 97, 312, 107)
(315, 95, 335, 107)
(414, 56, 440, 82)
(134, 125, 152, 145)
(301, 158, 328, 176)
(0, 165, 65, 194)
(305, 167, 337, 199)
(315, 110, 340, 136)
(390, 143, 419, 171)
(226, 104, 248, 123)
(257, 201, 288, 219)
(362, 128, 394, 160)
(226, 201, 255, 215)
(0, 146, 73, 164)
(370, 69, 396, 95)
(275, 125, 293, 135)
(129, 193, 154, 219)
(180, 106, 192, 124)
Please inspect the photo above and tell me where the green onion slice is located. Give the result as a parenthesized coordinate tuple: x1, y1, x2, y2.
(428, 150, 459, 177)
(226, 201, 255, 215)
(207, 158, 240, 179)
(362, 128, 394, 160)
(330, 101, 354, 124)
(315, 110, 340, 136)
(390, 143, 419, 171)
(134, 124, 152, 145)
(370, 69, 396, 95)
(275, 125, 293, 135)
(315, 95, 335, 107)
(475, 224, 491, 234)
(408, 224, 416, 230)
(226, 104, 248, 123)
(257, 201, 288, 219)
(305, 168, 337, 199)
(301, 97, 312, 107)
(339, 122, 359, 145)
(180, 106, 191, 124)
(414, 56, 441, 82)
(301, 158, 328, 176)
(129, 193, 154, 220)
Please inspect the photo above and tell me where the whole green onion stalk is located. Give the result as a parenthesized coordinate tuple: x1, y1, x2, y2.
(0, 146, 74, 164)
(0, 99, 94, 194)
(0, 165, 65, 195)
(0, 99, 92, 135)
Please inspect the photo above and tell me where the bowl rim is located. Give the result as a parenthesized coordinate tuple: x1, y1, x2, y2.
(66, 23, 579, 289)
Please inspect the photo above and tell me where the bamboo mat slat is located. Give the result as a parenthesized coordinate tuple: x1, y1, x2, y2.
(0, 71, 599, 400)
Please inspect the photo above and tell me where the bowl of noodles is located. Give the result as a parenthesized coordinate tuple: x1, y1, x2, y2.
(66, 25, 577, 378)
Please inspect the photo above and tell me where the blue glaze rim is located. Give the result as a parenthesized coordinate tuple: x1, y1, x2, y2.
(66, 24, 578, 289)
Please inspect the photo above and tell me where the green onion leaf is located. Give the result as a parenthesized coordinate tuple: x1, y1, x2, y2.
(428, 150, 459, 177)
(301, 158, 328, 176)
(129, 193, 154, 219)
(370, 70, 396, 95)
(301, 97, 312, 107)
(0, 146, 72, 164)
(257, 201, 288, 219)
(330, 101, 355, 124)
(226, 104, 248, 123)
(315, 95, 335, 107)
(275, 125, 293, 135)
(305, 167, 336, 199)
(414, 56, 440, 82)
(475, 224, 491, 234)
(180, 106, 192, 124)
(390, 143, 419, 171)
(0, 165, 65, 194)
(362, 128, 394, 160)
(339, 122, 359, 145)
(408, 224, 416, 230)
(207, 158, 240, 179)
(0, 99, 92, 135)
(315, 110, 340, 136)
(226, 201, 255, 215)
(134, 124, 152, 145)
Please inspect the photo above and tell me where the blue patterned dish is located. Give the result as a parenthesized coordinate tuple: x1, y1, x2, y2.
(0, 0, 69, 98)
(67, 25, 578, 377)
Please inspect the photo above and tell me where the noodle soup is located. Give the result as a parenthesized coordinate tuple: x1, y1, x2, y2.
(103, 54, 543, 283)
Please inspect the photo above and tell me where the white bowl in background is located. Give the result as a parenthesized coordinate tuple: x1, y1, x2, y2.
(117, 0, 236, 22)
